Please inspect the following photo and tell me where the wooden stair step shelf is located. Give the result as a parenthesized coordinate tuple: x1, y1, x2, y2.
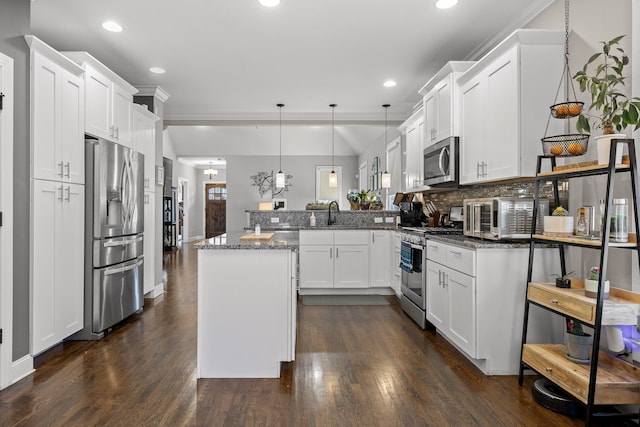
(239, 232, 275, 241)
(523, 344, 640, 405)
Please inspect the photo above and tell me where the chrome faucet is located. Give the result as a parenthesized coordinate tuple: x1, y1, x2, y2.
(328, 200, 339, 225)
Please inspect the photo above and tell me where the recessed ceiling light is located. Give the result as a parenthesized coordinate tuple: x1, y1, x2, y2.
(435, 0, 458, 9)
(102, 21, 123, 32)
(259, 0, 280, 7)
(149, 67, 166, 74)
(383, 80, 397, 87)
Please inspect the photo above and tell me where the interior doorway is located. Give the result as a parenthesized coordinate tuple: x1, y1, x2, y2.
(177, 177, 189, 243)
(205, 183, 226, 238)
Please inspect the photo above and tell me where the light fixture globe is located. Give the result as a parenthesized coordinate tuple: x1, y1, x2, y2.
(275, 103, 286, 189)
(204, 162, 218, 179)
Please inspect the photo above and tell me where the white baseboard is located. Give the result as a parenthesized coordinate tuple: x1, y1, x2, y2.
(145, 282, 165, 299)
(10, 354, 34, 386)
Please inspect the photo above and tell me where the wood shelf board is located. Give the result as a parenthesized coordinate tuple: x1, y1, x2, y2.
(528, 283, 640, 326)
(523, 344, 640, 405)
(537, 156, 630, 177)
(239, 232, 275, 241)
(533, 234, 637, 248)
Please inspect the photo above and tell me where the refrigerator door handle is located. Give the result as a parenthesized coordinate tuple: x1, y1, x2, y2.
(103, 236, 144, 247)
(104, 258, 143, 276)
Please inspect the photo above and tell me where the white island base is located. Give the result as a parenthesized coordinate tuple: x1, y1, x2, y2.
(197, 249, 297, 378)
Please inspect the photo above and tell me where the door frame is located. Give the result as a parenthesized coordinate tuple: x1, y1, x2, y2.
(177, 177, 189, 243)
(0, 52, 14, 390)
(202, 179, 226, 239)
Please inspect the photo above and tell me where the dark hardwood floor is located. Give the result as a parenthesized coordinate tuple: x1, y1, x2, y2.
(0, 242, 619, 426)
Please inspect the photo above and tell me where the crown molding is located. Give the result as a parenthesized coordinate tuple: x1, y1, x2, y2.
(135, 85, 170, 102)
(164, 111, 405, 126)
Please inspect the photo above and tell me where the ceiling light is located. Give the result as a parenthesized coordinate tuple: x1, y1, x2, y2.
(102, 21, 123, 32)
(204, 163, 218, 179)
(383, 80, 397, 87)
(381, 104, 391, 189)
(275, 103, 286, 189)
(329, 104, 338, 188)
(435, 0, 458, 9)
(149, 67, 166, 74)
(259, 0, 280, 7)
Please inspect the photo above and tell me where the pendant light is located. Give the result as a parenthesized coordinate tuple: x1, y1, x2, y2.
(381, 104, 391, 189)
(328, 103, 338, 188)
(204, 162, 218, 179)
(275, 103, 286, 189)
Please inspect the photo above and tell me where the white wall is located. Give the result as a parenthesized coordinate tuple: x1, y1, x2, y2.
(225, 155, 358, 232)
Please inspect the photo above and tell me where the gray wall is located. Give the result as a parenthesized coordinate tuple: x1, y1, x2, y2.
(225, 155, 358, 232)
(0, 0, 30, 361)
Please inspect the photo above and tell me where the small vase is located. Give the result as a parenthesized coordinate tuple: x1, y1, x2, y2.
(543, 216, 574, 236)
(584, 279, 609, 299)
(596, 134, 625, 165)
(566, 332, 593, 362)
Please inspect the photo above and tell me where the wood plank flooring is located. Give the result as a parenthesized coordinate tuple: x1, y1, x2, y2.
(0, 242, 625, 426)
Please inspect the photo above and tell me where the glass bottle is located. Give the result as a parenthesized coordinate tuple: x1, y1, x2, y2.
(611, 198, 628, 242)
(576, 207, 588, 236)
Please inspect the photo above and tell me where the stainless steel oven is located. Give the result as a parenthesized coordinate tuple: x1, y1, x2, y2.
(399, 231, 426, 329)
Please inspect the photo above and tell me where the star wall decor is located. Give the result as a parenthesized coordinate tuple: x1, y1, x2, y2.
(250, 170, 293, 198)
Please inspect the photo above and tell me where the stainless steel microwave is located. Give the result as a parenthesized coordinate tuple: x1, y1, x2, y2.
(423, 136, 458, 187)
(463, 197, 549, 240)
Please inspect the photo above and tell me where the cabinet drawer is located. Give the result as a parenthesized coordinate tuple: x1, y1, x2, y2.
(334, 230, 369, 245)
(528, 284, 595, 325)
(426, 240, 447, 265)
(445, 245, 475, 276)
(299, 230, 333, 245)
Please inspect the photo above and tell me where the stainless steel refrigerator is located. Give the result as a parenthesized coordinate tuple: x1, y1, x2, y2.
(71, 137, 144, 340)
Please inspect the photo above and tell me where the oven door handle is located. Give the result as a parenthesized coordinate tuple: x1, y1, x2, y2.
(409, 243, 423, 250)
(104, 258, 143, 276)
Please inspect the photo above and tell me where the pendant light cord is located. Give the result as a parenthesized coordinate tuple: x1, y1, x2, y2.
(277, 103, 284, 172)
(330, 104, 337, 170)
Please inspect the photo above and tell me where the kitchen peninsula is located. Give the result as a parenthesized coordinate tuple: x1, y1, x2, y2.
(196, 231, 298, 378)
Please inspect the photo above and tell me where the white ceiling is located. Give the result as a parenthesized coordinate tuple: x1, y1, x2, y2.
(30, 0, 555, 166)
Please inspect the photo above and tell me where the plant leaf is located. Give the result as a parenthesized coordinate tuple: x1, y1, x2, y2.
(587, 52, 601, 64)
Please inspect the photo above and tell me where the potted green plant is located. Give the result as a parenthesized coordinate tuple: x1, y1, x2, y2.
(551, 270, 574, 288)
(543, 206, 574, 236)
(573, 35, 640, 164)
(565, 318, 593, 362)
(583, 266, 610, 299)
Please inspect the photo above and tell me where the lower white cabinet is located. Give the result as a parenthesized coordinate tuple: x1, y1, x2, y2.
(426, 238, 561, 375)
(299, 230, 369, 289)
(31, 179, 84, 355)
(370, 230, 391, 288)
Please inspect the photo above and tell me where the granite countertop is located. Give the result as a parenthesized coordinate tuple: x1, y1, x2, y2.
(248, 225, 399, 231)
(195, 231, 299, 250)
(426, 234, 536, 249)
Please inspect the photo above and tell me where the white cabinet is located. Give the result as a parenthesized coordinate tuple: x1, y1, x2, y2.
(28, 37, 85, 184)
(426, 238, 560, 374)
(62, 51, 137, 146)
(26, 36, 86, 355)
(143, 191, 156, 295)
(399, 108, 425, 192)
(426, 241, 476, 357)
(299, 230, 369, 290)
(419, 61, 475, 147)
(31, 180, 84, 355)
(370, 230, 391, 288)
(458, 29, 564, 184)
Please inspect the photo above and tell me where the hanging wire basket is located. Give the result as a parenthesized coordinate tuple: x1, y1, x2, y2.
(540, 0, 589, 157)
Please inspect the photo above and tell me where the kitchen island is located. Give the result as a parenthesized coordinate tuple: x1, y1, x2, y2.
(195, 231, 298, 378)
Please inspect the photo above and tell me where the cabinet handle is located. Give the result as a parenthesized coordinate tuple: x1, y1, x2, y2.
(57, 186, 63, 201)
(65, 186, 71, 202)
(482, 162, 488, 177)
(65, 162, 70, 178)
(109, 125, 114, 137)
(372, 233, 375, 243)
(443, 273, 448, 287)
(476, 162, 481, 178)
(115, 127, 119, 139)
(449, 250, 462, 256)
(330, 248, 332, 258)
(58, 161, 64, 177)
(336, 248, 339, 258)
(438, 270, 442, 286)
(551, 298, 559, 304)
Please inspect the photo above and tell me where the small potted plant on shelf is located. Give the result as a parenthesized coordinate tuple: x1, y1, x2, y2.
(583, 266, 610, 299)
(551, 271, 574, 288)
(543, 206, 574, 236)
(566, 318, 593, 362)
(573, 35, 640, 164)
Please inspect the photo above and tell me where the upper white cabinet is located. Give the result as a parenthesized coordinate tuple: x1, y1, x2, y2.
(419, 61, 475, 147)
(457, 29, 564, 185)
(398, 107, 425, 192)
(62, 51, 137, 147)
(27, 36, 85, 184)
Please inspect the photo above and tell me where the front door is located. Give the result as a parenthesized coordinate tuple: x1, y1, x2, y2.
(205, 183, 226, 238)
